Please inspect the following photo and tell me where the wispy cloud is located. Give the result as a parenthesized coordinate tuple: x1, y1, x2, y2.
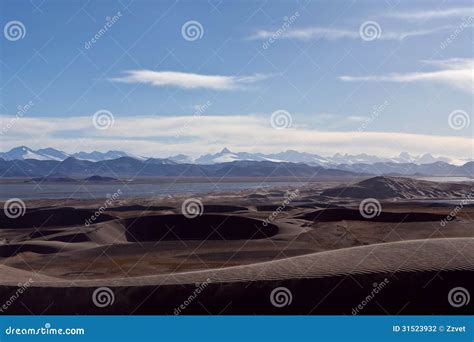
(111, 70, 268, 90)
(340, 58, 474, 94)
(249, 26, 450, 41)
(387, 7, 474, 20)
(1, 115, 472, 159)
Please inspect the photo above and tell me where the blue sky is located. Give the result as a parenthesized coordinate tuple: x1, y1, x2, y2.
(0, 0, 473, 158)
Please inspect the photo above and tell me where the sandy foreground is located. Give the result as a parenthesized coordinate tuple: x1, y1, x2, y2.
(0, 176, 473, 314)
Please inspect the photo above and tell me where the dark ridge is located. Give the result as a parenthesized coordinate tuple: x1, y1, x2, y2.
(45, 233, 90, 243)
(0, 270, 470, 314)
(203, 205, 248, 213)
(106, 205, 174, 212)
(255, 205, 295, 212)
(0, 244, 60, 257)
(246, 194, 268, 199)
(124, 214, 277, 241)
(84, 175, 118, 182)
(29, 230, 64, 239)
(0, 208, 116, 229)
(296, 203, 342, 209)
(297, 208, 448, 223)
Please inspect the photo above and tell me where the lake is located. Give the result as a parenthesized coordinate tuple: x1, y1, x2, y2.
(0, 181, 306, 200)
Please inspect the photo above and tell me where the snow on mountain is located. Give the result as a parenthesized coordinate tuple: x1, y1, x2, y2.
(37, 148, 70, 161)
(195, 147, 266, 164)
(0, 147, 146, 162)
(0, 146, 61, 161)
(167, 154, 194, 164)
(264, 150, 332, 165)
(0, 146, 471, 166)
(71, 150, 146, 162)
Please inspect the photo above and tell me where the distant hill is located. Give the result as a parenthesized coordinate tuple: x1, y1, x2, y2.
(84, 175, 118, 182)
(333, 161, 471, 176)
(322, 176, 473, 199)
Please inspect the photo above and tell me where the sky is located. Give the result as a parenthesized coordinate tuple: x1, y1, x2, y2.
(0, 0, 473, 158)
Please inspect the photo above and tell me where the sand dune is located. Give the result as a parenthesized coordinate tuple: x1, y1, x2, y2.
(322, 176, 473, 199)
(3, 237, 468, 286)
(0, 207, 115, 228)
(297, 208, 447, 222)
(1, 177, 473, 314)
(124, 214, 278, 241)
(0, 238, 472, 314)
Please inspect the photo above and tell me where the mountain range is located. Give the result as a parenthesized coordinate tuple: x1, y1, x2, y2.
(0, 146, 472, 177)
(0, 157, 356, 178)
(0, 146, 145, 162)
(191, 148, 469, 166)
(1, 146, 470, 166)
